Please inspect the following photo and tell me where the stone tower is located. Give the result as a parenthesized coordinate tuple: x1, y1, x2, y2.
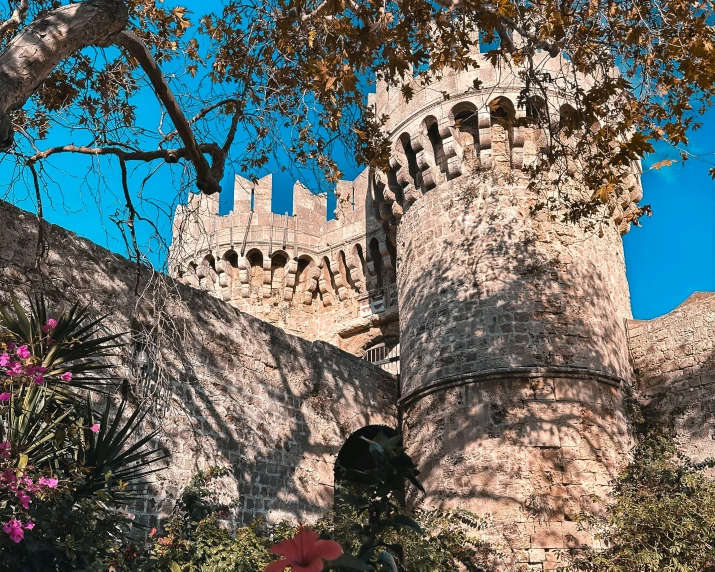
(369, 51, 642, 559)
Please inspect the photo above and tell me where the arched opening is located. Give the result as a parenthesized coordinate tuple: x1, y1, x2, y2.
(424, 117, 447, 175)
(271, 251, 288, 292)
(354, 244, 367, 279)
(202, 254, 216, 273)
(398, 132, 420, 188)
(334, 425, 400, 499)
(489, 96, 515, 127)
(321, 257, 339, 296)
(368, 238, 383, 288)
(224, 249, 239, 269)
(451, 103, 480, 162)
(525, 95, 547, 127)
(246, 249, 264, 293)
(339, 250, 355, 290)
(558, 103, 579, 136)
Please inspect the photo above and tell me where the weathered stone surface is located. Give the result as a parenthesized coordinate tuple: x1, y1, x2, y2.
(0, 201, 398, 527)
(629, 293, 715, 463)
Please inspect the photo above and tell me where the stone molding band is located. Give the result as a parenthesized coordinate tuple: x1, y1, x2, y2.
(397, 365, 626, 410)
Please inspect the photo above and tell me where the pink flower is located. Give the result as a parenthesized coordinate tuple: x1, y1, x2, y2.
(60, 372, 72, 382)
(38, 476, 58, 489)
(26, 366, 46, 376)
(0, 442, 10, 459)
(6, 343, 14, 352)
(0, 354, 8, 367)
(16, 490, 32, 510)
(33, 375, 44, 386)
(2, 519, 24, 543)
(90, 423, 100, 434)
(24, 522, 34, 531)
(0, 393, 10, 403)
(15, 346, 30, 360)
(41, 318, 57, 333)
(265, 527, 343, 572)
(1, 468, 17, 485)
(6, 362, 22, 377)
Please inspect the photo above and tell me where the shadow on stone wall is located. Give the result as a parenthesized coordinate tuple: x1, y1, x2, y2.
(0, 201, 398, 529)
(390, 177, 633, 558)
(628, 293, 715, 464)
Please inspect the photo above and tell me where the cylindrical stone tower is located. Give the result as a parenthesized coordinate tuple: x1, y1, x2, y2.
(369, 53, 642, 566)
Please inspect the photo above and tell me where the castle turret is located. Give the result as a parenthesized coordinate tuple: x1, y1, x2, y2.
(371, 56, 641, 563)
(169, 171, 400, 358)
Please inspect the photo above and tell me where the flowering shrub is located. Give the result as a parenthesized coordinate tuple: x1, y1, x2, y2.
(567, 436, 715, 572)
(0, 293, 165, 570)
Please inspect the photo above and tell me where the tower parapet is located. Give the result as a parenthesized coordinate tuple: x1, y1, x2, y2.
(170, 170, 399, 356)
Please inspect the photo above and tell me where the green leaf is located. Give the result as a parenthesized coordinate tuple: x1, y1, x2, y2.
(170, 561, 182, 572)
(327, 554, 373, 571)
(392, 514, 423, 535)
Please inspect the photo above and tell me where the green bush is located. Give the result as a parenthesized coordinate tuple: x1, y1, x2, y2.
(142, 467, 274, 571)
(569, 436, 715, 572)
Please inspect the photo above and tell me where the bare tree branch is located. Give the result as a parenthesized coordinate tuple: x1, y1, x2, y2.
(112, 31, 223, 195)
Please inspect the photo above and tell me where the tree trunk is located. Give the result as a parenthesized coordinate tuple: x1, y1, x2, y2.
(0, 0, 129, 149)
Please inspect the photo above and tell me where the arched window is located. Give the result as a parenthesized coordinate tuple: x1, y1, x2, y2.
(489, 96, 515, 127)
(339, 250, 355, 290)
(525, 96, 547, 127)
(425, 117, 447, 174)
(368, 238, 383, 288)
(271, 252, 288, 291)
(334, 425, 400, 501)
(202, 254, 216, 273)
(399, 132, 420, 188)
(224, 249, 239, 269)
(246, 249, 264, 291)
(451, 103, 480, 159)
(558, 103, 578, 135)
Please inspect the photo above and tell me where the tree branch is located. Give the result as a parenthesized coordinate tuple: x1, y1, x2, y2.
(0, 0, 30, 39)
(112, 31, 223, 194)
(0, 0, 128, 149)
(25, 143, 222, 166)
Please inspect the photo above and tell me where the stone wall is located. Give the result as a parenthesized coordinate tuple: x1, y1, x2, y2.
(628, 293, 715, 463)
(0, 200, 398, 527)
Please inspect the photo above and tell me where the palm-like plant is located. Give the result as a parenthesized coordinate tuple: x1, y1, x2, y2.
(0, 291, 167, 505)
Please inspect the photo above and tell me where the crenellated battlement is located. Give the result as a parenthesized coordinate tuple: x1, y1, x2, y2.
(170, 170, 399, 356)
(366, 53, 642, 242)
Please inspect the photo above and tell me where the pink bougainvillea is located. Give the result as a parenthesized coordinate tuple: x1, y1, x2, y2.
(60, 372, 72, 382)
(41, 318, 57, 333)
(38, 476, 58, 489)
(90, 423, 100, 434)
(15, 346, 31, 360)
(0, 354, 8, 367)
(0, 393, 10, 403)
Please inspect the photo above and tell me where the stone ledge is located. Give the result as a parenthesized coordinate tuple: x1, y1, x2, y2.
(398, 365, 624, 410)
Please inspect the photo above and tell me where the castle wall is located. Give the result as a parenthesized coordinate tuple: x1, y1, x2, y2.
(628, 293, 715, 463)
(0, 200, 398, 527)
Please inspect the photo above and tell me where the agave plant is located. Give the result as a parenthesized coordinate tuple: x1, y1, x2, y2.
(0, 292, 124, 391)
(0, 291, 168, 516)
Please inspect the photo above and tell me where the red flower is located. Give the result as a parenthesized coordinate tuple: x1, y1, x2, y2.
(265, 527, 343, 572)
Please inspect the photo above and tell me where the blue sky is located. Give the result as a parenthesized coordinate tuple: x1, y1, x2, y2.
(1, 29, 713, 321)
